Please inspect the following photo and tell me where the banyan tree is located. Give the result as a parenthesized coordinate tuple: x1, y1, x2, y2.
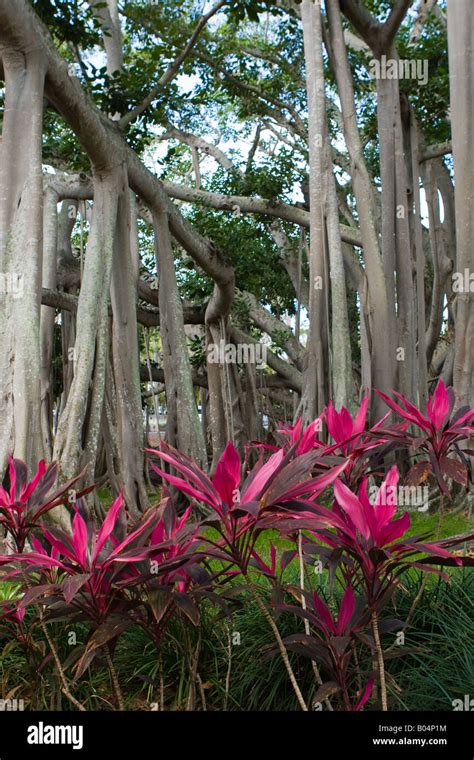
(0, 0, 472, 514)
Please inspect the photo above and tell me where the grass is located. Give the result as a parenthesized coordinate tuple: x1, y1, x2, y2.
(0, 566, 471, 710)
(0, 495, 471, 711)
(388, 570, 474, 710)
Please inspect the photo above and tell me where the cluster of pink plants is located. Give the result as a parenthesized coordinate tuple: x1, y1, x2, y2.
(0, 380, 472, 710)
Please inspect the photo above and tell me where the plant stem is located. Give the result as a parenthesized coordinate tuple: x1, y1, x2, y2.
(104, 645, 125, 710)
(298, 531, 333, 710)
(436, 493, 445, 539)
(196, 672, 207, 710)
(246, 576, 308, 711)
(223, 625, 232, 711)
(405, 575, 428, 629)
(371, 610, 388, 711)
(186, 629, 200, 711)
(40, 620, 86, 711)
(22, 570, 85, 711)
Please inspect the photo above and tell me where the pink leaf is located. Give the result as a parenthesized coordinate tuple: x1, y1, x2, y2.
(374, 465, 399, 524)
(21, 459, 47, 502)
(418, 542, 461, 565)
(148, 445, 217, 501)
(298, 414, 325, 453)
(354, 678, 374, 711)
(242, 449, 285, 503)
(378, 513, 411, 546)
(427, 378, 450, 429)
(334, 480, 370, 540)
(72, 510, 88, 568)
(8, 456, 16, 502)
(108, 510, 159, 560)
(353, 396, 369, 436)
(93, 493, 124, 563)
(212, 441, 241, 508)
(279, 461, 348, 502)
(376, 390, 430, 431)
(43, 530, 77, 563)
(150, 463, 216, 509)
(312, 591, 336, 633)
(336, 586, 355, 635)
(450, 409, 474, 430)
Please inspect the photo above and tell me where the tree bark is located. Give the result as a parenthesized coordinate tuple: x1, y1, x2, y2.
(327, 1, 396, 420)
(153, 209, 207, 467)
(0, 45, 46, 471)
(300, 0, 329, 421)
(110, 167, 148, 513)
(53, 167, 120, 480)
(447, 0, 474, 407)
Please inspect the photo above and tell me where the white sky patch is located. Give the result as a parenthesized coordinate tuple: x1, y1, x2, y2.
(70, 5, 448, 348)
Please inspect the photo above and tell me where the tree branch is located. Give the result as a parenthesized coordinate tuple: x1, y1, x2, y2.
(340, 0, 413, 54)
(157, 120, 241, 173)
(383, 0, 414, 50)
(229, 324, 303, 393)
(162, 181, 363, 246)
(41, 287, 204, 327)
(119, 0, 228, 129)
(339, 0, 382, 52)
(419, 140, 452, 162)
(238, 289, 306, 368)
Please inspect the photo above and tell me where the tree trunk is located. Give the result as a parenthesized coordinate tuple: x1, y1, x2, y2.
(53, 167, 120, 480)
(0, 46, 46, 471)
(153, 209, 207, 467)
(300, 0, 329, 421)
(327, 0, 396, 420)
(40, 186, 59, 458)
(447, 0, 474, 407)
(110, 167, 148, 514)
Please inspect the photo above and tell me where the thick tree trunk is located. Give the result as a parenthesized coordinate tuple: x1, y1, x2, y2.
(300, 0, 329, 421)
(0, 46, 46, 471)
(153, 209, 207, 467)
(409, 118, 428, 406)
(327, 0, 396, 420)
(447, 0, 474, 407)
(90, 0, 123, 76)
(325, 142, 354, 410)
(53, 167, 120, 480)
(40, 186, 59, 458)
(376, 68, 416, 404)
(422, 161, 451, 366)
(56, 199, 79, 422)
(110, 167, 148, 513)
(206, 322, 228, 469)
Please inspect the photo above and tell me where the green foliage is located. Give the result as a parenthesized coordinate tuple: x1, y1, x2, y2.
(1, 568, 470, 711)
(389, 571, 474, 710)
(32, 0, 102, 48)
